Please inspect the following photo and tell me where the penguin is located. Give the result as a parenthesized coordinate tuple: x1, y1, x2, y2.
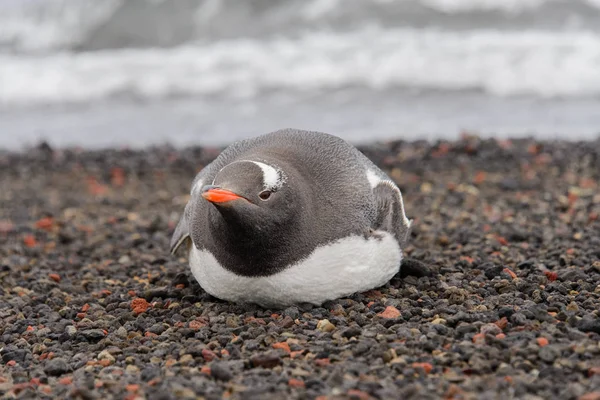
(170, 129, 412, 308)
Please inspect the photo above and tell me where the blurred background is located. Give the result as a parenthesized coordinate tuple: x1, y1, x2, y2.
(1, 0, 600, 150)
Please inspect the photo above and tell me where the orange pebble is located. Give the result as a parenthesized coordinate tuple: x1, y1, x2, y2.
(412, 362, 433, 374)
(377, 306, 401, 319)
(536, 337, 549, 347)
(288, 378, 305, 388)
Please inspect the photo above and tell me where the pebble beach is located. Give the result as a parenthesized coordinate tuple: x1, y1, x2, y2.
(1, 136, 600, 399)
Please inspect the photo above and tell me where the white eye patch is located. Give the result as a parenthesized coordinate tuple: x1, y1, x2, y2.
(248, 160, 286, 190)
(211, 160, 287, 191)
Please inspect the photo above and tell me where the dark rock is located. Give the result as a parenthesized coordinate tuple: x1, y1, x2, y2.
(82, 329, 106, 342)
(482, 263, 504, 279)
(1, 347, 28, 363)
(143, 287, 171, 300)
(141, 366, 161, 382)
(250, 352, 281, 369)
(539, 345, 561, 363)
(44, 358, 70, 376)
(400, 258, 432, 278)
(211, 362, 233, 381)
(577, 318, 600, 334)
(511, 313, 528, 326)
(341, 326, 362, 338)
(283, 307, 300, 320)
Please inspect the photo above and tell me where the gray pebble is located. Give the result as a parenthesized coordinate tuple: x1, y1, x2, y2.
(44, 358, 70, 376)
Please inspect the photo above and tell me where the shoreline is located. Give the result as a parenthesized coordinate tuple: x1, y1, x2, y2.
(1, 136, 599, 399)
(2, 133, 600, 156)
(2, 90, 600, 152)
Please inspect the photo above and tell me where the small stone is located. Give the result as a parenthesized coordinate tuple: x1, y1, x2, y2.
(58, 377, 73, 385)
(211, 362, 233, 381)
(342, 326, 362, 338)
(578, 318, 600, 334)
(126, 365, 140, 373)
(83, 329, 105, 342)
(382, 349, 397, 363)
(44, 358, 70, 376)
(390, 356, 407, 366)
(65, 326, 77, 336)
(579, 393, 600, 400)
(98, 350, 115, 363)
(131, 298, 150, 314)
(179, 354, 194, 365)
(288, 378, 305, 388)
(226, 316, 240, 328)
(412, 362, 433, 374)
(480, 323, 502, 336)
(316, 319, 335, 332)
(119, 255, 131, 264)
(536, 337, 549, 347)
(482, 263, 503, 279)
(511, 313, 528, 326)
(378, 306, 401, 319)
(250, 352, 281, 368)
(272, 342, 291, 353)
(539, 345, 560, 362)
(201, 349, 217, 361)
(283, 307, 300, 320)
(115, 327, 127, 338)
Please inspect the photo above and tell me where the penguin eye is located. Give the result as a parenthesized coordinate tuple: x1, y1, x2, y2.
(258, 190, 272, 201)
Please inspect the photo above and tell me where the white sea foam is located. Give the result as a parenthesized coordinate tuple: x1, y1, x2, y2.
(2, 0, 600, 54)
(1, 27, 599, 106)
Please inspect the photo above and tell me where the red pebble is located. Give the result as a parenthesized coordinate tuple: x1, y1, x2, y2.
(35, 217, 55, 231)
(536, 337, 549, 347)
(412, 362, 433, 374)
(346, 389, 371, 400)
(58, 377, 73, 385)
(125, 384, 139, 392)
(131, 298, 150, 314)
(544, 271, 558, 282)
(377, 306, 401, 319)
(202, 348, 217, 361)
(23, 235, 37, 248)
(272, 342, 291, 353)
(315, 358, 330, 367)
(189, 320, 205, 330)
(288, 378, 305, 388)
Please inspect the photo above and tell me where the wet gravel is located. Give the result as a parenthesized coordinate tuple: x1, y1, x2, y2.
(1, 136, 600, 399)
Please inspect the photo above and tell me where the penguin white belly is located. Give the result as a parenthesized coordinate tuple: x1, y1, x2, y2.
(188, 232, 402, 308)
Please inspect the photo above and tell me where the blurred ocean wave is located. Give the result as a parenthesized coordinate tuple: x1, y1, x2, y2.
(3, 0, 600, 54)
(2, 28, 600, 107)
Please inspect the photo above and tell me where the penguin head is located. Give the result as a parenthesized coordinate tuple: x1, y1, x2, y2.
(199, 160, 296, 233)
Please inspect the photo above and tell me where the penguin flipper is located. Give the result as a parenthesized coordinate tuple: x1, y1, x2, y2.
(170, 205, 192, 255)
(171, 166, 214, 255)
(372, 180, 412, 246)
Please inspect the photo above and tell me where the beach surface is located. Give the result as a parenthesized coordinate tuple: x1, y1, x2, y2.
(1, 137, 600, 399)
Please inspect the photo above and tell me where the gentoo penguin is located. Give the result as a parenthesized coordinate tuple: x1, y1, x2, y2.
(170, 129, 412, 308)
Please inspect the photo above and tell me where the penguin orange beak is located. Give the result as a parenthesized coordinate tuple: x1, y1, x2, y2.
(201, 186, 244, 203)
